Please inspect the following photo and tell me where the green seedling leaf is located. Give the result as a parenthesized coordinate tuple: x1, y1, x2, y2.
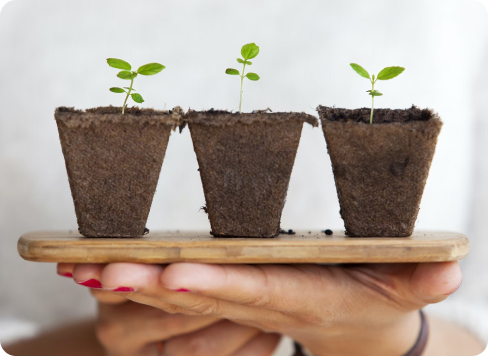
(226, 68, 240, 75)
(107, 58, 131, 71)
(241, 43, 260, 60)
(351, 62, 405, 123)
(237, 58, 253, 65)
(377, 66, 405, 80)
(368, 90, 383, 96)
(137, 63, 166, 76)
(131, 93, 144, 103)
(117, 71, 138, 80)
(246, 72, 260, 81)
(110, 87, 126, 93)
(350, 63, 370, 79)
(123, 87, 136, 91)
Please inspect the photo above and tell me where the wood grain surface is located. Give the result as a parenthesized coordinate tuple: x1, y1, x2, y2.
(17, 230, 469, 264)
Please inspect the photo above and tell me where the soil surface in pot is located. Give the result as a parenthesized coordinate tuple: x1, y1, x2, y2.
(318, 105, 442, 237)
(186, 109, 318, 238)
(55, 106, 183, 238)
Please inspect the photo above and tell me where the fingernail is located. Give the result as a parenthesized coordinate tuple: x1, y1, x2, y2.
(58, 272, 73, 278)
(111, 287, 135, 292)
(76, 279, 103, 289)
(173, 288, 191, 293)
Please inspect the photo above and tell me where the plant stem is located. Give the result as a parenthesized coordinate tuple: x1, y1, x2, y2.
(122, 78, 134, 115)
(370, 80, 375, 124)
(370, 96, 374, 124)
(239, 62, 246, 113)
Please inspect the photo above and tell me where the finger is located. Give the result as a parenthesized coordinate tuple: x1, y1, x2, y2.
(164, 320, 260, 356)
(75, 263, 187, 312)
(97, 302, 218, 355)
(93, 263, 193, 314)
(230, 333, 281, 356)
(98, 263, 293, 331)
(410, 262, 462, 303)
(72, 264, 106, 289)
(98, 263, 222, 316)
(159, 263, 336, 313)
(57, 263, 76, 278)
(73, 264, 129, 304)
(90, 289, 128, 305)
(347, 262, 463, 307)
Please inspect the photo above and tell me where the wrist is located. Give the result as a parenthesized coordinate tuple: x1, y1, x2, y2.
(298, 311, 422, 356)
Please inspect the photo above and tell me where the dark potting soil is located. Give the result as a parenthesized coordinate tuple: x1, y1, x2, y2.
(323, 229, 333, 236)
(55, 106, 183, 238)
(185, 109, 318, 127)
(59, 106, 173, 115)
(57, 106, 183, 128)
(318, 105, 442, 237)
(279, 229, 297, 235)
(317, 105, 434, 124)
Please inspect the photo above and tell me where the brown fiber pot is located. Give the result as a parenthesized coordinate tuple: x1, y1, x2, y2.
(55, 106, 183, 238)
(318, 105, 442, 237)
(186, 110, 318, 238)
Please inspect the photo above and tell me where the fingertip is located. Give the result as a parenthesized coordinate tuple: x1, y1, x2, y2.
(57, 263, 75, 278)
(161, 263, 221, 291)
(411, 262, 462, 303)
(72, 263, 105, 286)
(101, 263, 164, 291)
(160, 263, 195, 290)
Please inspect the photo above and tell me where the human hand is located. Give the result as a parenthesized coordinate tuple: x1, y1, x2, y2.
(66, 262, 462, 356)
(57, 263, 281, 356)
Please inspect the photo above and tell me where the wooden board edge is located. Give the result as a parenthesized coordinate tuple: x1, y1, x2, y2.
(17, 235, 470, 264)
(18, 236, 40, 262)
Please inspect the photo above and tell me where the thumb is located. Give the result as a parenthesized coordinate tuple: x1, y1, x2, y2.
(410, 262, 462, 304)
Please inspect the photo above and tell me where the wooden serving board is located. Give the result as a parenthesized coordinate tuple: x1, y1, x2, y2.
(17, 230, 469, 264)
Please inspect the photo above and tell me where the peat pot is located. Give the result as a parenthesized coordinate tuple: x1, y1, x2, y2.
(318, 105, 442, 237)
(55, 106, 183, 238)
(186, 110, 318, 238)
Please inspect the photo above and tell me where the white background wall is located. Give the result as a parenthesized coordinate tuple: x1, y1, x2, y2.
(0, 0, 487, 338)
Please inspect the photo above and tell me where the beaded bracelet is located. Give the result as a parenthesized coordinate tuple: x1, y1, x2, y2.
(293, 310, 429, 356)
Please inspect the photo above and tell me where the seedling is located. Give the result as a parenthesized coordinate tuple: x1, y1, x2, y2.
(225, 43, 260, 113)
(107, 58, 166, 114)
(350, 64, 405, 124)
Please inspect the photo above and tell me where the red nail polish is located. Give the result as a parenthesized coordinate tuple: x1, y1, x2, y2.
(77, 279, 103, 289)
(174, 288, 191, 292)
(112, 287, 135, 292)
(58, 272, 73, 278)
